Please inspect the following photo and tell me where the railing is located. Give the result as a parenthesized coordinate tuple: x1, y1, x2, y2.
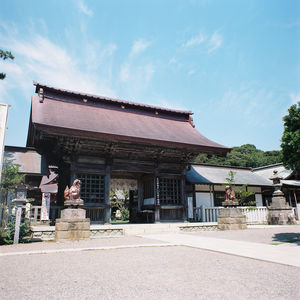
(193, 206, 269, 224)
(30, 206, 63, 225)
(29, 205, 107, 224)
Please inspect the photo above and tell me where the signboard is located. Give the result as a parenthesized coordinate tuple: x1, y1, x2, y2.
(156, 177, 160, 206)
(0, 104, 9, 184)
(41, 192, 51, 220)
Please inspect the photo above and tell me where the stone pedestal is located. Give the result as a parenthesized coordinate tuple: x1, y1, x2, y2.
(267, 191, 296, 225)
(217, 206, 247, 230)
(268, 170, 296, 225)
(55, 208, 90, 241)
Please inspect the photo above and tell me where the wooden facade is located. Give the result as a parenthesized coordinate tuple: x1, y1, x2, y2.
(27, 82, 229, 223)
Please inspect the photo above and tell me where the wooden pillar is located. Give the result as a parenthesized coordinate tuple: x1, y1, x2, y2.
(154, 175, 160, 223)
(137, 178, 143, 211)
(104, 164, 111, 224)
(181, 175, 187, 221)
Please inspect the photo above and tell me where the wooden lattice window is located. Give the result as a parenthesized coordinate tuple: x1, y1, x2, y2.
(143, 179, 154, 199)
(159, 177, 181, 205)
(77, 174, 105, 204)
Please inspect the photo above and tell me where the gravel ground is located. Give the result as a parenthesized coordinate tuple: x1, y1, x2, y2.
(1, 246, 299, 300)
(0, 236, 165, 254)
(187, 225, 300, 245)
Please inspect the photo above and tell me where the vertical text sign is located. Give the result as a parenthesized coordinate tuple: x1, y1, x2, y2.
(156, 177, 160, 206)
(41, 192, 51, 220)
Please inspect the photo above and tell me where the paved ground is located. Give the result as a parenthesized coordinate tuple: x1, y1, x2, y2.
(1, 246, 300, 300)
(0, 236, 163, 254)
(188, 225, 300, 245)
(1, 225, 300, 299)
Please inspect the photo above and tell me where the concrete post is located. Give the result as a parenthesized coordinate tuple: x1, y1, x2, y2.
(12, 198, 27, 244)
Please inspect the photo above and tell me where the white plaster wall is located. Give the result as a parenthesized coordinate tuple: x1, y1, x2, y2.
(195, 192, 212, 207)
(255, 194, 263, 206)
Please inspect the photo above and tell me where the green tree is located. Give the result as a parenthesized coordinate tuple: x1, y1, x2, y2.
(0, 159, 25, 226)
(0, 159, 30, 244)
(0, 49, 14, 80)
(225, 171, 255, 206)
(110, 189, 129, 221)
(281, 102, 300, 176)
(194, 144, 282, 168)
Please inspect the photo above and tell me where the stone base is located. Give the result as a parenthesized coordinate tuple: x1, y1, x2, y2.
(60, 208, 86, 219)
(267, 209, 296, 225)
(222, 200, 239, 207)
(217, 207, 247, 230)
(267, 195, 296, 225)
(55, 218, 90, 241)
(64, 199, 84, 207)
(55, 208, 90, 241)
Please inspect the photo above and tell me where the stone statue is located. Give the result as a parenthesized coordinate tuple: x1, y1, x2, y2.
(64, 179, 84, 207)
(218, 185, 246, 230)
(225, 185, 235, 202)
(56, 178, 90, 241)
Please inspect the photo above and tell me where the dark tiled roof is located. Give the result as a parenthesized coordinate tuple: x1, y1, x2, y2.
(29, 83, 229, 152)
(33, 81, 193, 116)
(4, 146, 49, 175)
(186, 164, 272, 186)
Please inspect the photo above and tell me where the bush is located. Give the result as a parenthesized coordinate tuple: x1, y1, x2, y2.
(0, 215, 30, 245)
(122, 208, 130, 221)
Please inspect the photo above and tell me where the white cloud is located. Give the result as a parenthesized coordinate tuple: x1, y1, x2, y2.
(77, 0, 93, 17)
(119, 63, 130, 82)
(182, 33, 206, 48)
(169, 57, 177, 64)
(0, 28, 117, 104)
(143, 63, 155, 83)
(118, 38, 155, 95)
(130, 39, 151, 56)
(182, 31, 223, 53)
(290, 92, 300, 104)
(188, 69, 196, 76)
(207, 31, 223, 53)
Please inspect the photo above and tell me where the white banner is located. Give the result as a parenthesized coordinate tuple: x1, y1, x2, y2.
(41, 192, 51, 220)
(0, 104, 9, 184)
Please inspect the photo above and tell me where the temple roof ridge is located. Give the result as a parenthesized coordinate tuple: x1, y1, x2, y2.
(33, 81, 193, 116)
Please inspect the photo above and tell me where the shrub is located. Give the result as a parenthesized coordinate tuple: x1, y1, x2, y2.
(0, 213, 30, 245)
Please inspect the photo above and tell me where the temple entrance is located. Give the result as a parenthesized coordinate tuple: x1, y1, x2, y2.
(110, 178, 138, 223)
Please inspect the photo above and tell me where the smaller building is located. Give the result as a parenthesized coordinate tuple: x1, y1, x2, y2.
(3, 146, 49, 205)
(186, 163, 273, 210)
(253, 163, 300, 208)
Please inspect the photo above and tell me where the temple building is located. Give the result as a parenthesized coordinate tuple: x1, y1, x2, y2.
(26, 82, 229, 223)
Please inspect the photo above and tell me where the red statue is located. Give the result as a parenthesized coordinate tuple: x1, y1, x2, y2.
(64, 179, 84, 206)
(225, 185, 235, 202)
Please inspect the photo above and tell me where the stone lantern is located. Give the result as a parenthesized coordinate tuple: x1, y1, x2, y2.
(267, 170, 296, 225)
(12, 184, 28, 244)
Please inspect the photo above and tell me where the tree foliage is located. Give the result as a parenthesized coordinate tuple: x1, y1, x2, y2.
(110, 189, 129, 221)
(225, 171, 255, 206)
(281, 102, 300, 174)
(1, 159, 25, 228)
(195, 144, 282, 168)
(1, 159, 25, 194)
(0, 49, 14, 80)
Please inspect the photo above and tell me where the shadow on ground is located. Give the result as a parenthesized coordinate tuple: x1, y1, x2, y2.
(272, 233, 300, 245)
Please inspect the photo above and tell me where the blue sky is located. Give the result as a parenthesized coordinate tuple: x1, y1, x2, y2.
(0, 0, 299, 151)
